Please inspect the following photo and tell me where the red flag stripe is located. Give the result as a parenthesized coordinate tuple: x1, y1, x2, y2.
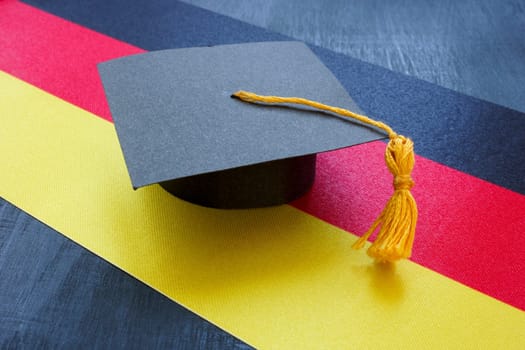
(0, 0, 143, 121)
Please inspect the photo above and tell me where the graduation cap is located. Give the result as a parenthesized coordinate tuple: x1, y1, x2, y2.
(98, 41, 417, 262)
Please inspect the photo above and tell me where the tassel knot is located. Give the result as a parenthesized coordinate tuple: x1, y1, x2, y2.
(394, 175, 414, 191)
(390, 136, 415, 190)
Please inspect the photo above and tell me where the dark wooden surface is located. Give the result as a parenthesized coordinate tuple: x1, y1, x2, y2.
(2, 1, 523, 348)
(184, 0, 525, 113)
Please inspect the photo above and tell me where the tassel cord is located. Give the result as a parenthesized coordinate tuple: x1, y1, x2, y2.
(232, 91, 398, 139)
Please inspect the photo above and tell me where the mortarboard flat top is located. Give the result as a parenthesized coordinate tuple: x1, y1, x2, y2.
(98, 41, 386, 208)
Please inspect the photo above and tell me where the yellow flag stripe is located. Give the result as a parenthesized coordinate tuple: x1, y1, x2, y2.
(1, 71, 523, 349)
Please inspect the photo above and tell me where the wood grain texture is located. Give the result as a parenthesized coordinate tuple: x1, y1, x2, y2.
(184, 0, 525, 113)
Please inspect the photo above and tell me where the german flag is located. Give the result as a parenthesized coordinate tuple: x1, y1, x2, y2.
(1, 1, 524, 348)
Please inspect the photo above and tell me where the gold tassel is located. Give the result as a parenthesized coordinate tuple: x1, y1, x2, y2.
(351, 135, 417, 261)
(232, 90, 418, 262)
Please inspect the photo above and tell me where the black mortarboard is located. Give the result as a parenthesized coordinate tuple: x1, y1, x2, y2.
(98, 41, 386, 209)
(98, 41, 418, 262)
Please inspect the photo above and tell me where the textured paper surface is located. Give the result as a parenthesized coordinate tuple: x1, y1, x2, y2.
(4, 0, 525, 311)
(0, 0, 143, 120)
(1, 71, 524, 349)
